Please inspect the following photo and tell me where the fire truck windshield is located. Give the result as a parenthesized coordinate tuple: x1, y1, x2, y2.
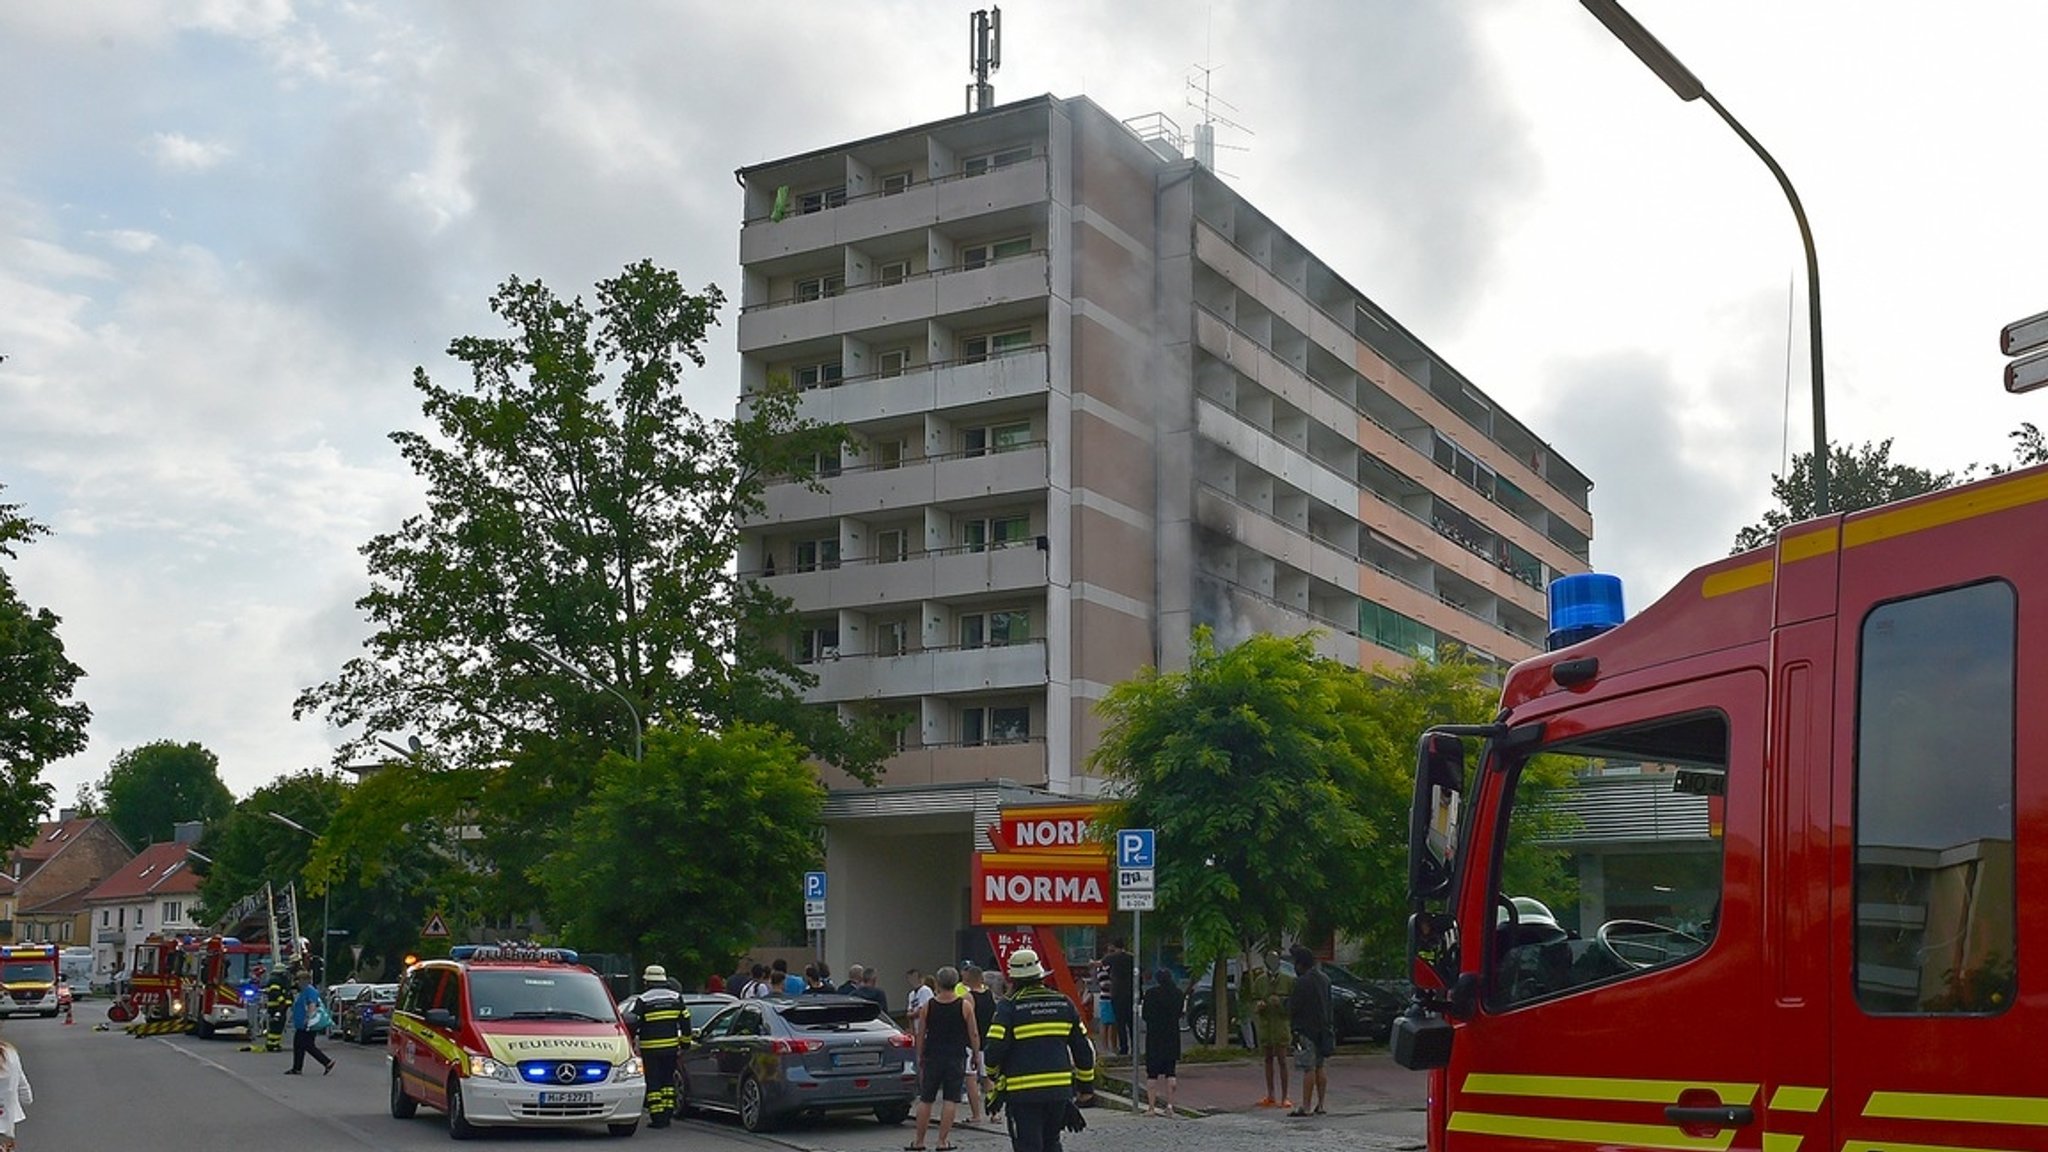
(1488, 710, 1727, 1012)
(467, 969, 617, 1022)
(2, 962, 53, 983)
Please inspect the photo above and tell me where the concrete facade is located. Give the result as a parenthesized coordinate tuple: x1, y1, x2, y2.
(733, 95, 1593, 986)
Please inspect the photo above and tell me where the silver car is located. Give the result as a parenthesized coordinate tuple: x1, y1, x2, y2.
(679, 995, 915, 1132)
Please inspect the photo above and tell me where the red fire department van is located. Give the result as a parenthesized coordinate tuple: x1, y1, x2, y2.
(387, 944, 643, 1139)
(1394, 463, 2048, 1152)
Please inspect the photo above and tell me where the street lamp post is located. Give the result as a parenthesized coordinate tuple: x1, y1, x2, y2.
(266, 812, 330, 982)
(1580, 0, 1829, 515)
(535, 645, 644, 761)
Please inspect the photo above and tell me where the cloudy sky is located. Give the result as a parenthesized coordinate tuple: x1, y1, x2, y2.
(5, 1, 2044, 803)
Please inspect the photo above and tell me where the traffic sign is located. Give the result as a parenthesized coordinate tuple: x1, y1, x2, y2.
(1118, 868, 1154, 890)
(2002, 309, 2048, 357)
(2008, 347, 2048, 395)
(421, 913, 449, 939)
(804, 899, 826, 916)
(1116, 889, 1156, 911)
(1115, 828, 1155, 869)
(805, 913, 827, 930)
(804, 871, 828, 901)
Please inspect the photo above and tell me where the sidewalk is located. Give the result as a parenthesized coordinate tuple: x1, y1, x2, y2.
(1091, 1045, 1428, 1148)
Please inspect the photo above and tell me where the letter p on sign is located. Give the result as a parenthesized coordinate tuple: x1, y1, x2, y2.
(1117, 829, 1155, 869)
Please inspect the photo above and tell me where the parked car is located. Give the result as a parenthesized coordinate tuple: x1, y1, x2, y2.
(681, 991, 737, 1031)
(344, 982, 397, 1044)
(324, 980, 368, 1023)
(679, 995, 915, 1132)
(1184, 958, 1404, 1046)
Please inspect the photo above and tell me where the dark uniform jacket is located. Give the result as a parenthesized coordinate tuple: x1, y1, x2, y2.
(984, 984, 1095, 1101)
(620, 986, 690, 1051)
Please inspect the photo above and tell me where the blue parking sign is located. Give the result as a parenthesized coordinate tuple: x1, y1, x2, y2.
(804, 871, 827, 900)
(1116, 829, 1155, 869)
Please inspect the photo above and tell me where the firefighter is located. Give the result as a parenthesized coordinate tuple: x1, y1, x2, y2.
(619, 964, 689, 1128)
(262, 963, 294, 1053)
(984, 949, 1095, 1152)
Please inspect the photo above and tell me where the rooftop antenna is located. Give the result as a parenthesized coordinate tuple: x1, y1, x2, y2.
(1188, 61, 1252, 176)
(968, 7, 1001, 113)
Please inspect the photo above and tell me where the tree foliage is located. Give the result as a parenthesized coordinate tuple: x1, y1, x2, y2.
(96, 739, 234, 848)
(536, 723, 823, 984)
(294, 262, 890, 930)
(0, 485, 89, 848)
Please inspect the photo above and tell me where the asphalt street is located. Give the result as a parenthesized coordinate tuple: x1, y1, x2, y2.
(10, 1005, 1423, 1151)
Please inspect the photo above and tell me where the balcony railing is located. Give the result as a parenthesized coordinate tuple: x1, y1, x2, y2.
(741, 154, 1039, 226)
(742, 249, 1049, 314)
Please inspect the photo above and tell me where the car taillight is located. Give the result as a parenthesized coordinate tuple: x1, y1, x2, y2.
(770, 1037, 825, 1055)
(886, 1033, 915, 1049)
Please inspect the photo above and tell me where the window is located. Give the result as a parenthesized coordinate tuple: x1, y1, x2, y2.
(962, 420, 1033, 457)
(961, 236, 1032, 270)
(161, 901, 181, 924)
(795, 360, 843, 391)
(876, 348, 910, 378)
(879, 259, 910, 286)
(60, 922, 71, 942)
(795, 273, 844, 302)
(881, 171, 912, 195)
(1489, 712, 1725, 1011)
(875, 617, 911, 657)
(963, 146, 1033, 177)
(960, 609, 1029, 648)
(794, 537, 841, 573)
(874, 529, 909, 562)
(1854, 580, 2015, 1014)
(963, 514, 1031, 553)
(963, 705, 1031, 745)
(869, 438, 907, 469)
(798, 186, 847, 214)
(117, 908, 124, 929)
(797, 625, 840, 665)
(960, 329, 1033, 362)
(102, 910, 110, 928)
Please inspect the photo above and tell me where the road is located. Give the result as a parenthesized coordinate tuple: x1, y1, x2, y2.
(12, 1006, 1421, 1151)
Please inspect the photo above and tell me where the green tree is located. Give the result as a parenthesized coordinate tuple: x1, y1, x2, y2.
(1731, 439, 1958, 553)
(1087, 630, 1380, 1043)
(0, 485, 89, 848)
(536, 723, 823, 983)
(96, 739, 234, 848)
(293, 262, 887, 920)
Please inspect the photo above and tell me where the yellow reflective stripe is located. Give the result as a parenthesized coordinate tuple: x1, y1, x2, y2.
(986, 1024, 1008, 1039)
(1762, 1135, 1803, 1152)
(1843, 468, 2048, 550)
(1866, 1092, 2048, 1127)
(1448, 1110, 1738, 1151)
(393, 1016, 465, 1067)
(1011, 1021, 1075, 1039)
(1463, 1073, 1758, 1106)
(1073, 1067, 1095, 1083)
(1004, 1071, 1077, 1092)
(1770, 1086, 1826, 1113)
(1780, 526, 1838, 563)
(1843, 1143, 2030, 1152)
(1702, 559, 1774, 599)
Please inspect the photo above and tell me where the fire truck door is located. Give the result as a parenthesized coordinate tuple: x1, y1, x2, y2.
(1829, 506, 2034, 1151)
(1444, 672, 1767, 1152)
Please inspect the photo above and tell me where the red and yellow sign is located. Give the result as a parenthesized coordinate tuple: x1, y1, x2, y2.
(972, 851, 1111, 925)
(987, 803, 1107, 855)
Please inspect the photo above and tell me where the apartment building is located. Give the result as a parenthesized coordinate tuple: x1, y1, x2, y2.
(733, 94, 1592, 979)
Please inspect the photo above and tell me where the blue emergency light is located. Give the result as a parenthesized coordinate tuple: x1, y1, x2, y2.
(1547, 573, 1625, 651)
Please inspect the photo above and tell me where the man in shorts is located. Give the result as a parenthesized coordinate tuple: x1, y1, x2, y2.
(1286, 945, 1335, 1117)
(908, 966, 978, 1151)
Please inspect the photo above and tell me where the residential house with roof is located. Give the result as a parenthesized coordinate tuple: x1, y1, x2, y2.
(5, 812, 133, 948)
(83, 840, 206, 990)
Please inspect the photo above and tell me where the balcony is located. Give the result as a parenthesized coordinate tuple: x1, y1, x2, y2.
(820, 737, 1048, 790)
(790, 348, 1051, 426)
(740, 156, 1051, 265)
(753, 442, 1049, 525)
(739, 252, 1050, 354)
(760, 541, 1048, 609)
(798, 639, 1048, 702)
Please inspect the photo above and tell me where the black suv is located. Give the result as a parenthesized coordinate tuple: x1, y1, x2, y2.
(1183, 959, 1404, 1046)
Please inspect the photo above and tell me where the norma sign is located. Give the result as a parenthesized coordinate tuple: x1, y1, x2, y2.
(971, 851, 1111, 925)
(988, 804, 1106, 855)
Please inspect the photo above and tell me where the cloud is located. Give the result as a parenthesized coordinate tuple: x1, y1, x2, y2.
(148, 131, 233, 171)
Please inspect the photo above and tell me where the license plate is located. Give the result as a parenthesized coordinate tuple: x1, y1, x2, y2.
(834, 1050, 882, 1068)
(540, 1090, 594, 1104)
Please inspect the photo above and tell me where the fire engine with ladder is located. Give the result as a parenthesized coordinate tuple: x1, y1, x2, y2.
(111, 881, 306, 1038)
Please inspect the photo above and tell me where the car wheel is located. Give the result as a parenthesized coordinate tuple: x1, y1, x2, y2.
(1188, 1006, 1215, 1046)
(447, 1076, 477, 1140)
(738, 1075, 777, 1132)
(390, 1063, 418, 1119)
(676, 1069, 694, 1116)
(875, 1102, 911, 1125)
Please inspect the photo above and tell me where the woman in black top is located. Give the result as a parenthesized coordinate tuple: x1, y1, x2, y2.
(1140, 968, 1185, 1116)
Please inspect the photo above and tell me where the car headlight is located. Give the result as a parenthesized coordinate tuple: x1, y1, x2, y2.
(466, 1054, 521, 1083)
(615, 1056, 644, 1083)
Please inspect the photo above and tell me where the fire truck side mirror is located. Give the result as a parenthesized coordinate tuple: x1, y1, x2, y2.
(1391, 1007, 1455, 1070)
(1408, 732, 1467, 903)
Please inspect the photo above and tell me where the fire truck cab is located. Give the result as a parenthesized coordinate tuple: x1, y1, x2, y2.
(180, 935, 265, 1038)
(1395, 464, 2048, 1152)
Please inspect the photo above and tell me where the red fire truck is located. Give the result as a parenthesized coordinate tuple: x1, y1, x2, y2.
(179, 935, 267, 1038)
(1394, 464, 2048, 1152)
(112, 934, 188, 1022)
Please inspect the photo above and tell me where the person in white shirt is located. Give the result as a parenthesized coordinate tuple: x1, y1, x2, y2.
(0, 1030, 32, 1152)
